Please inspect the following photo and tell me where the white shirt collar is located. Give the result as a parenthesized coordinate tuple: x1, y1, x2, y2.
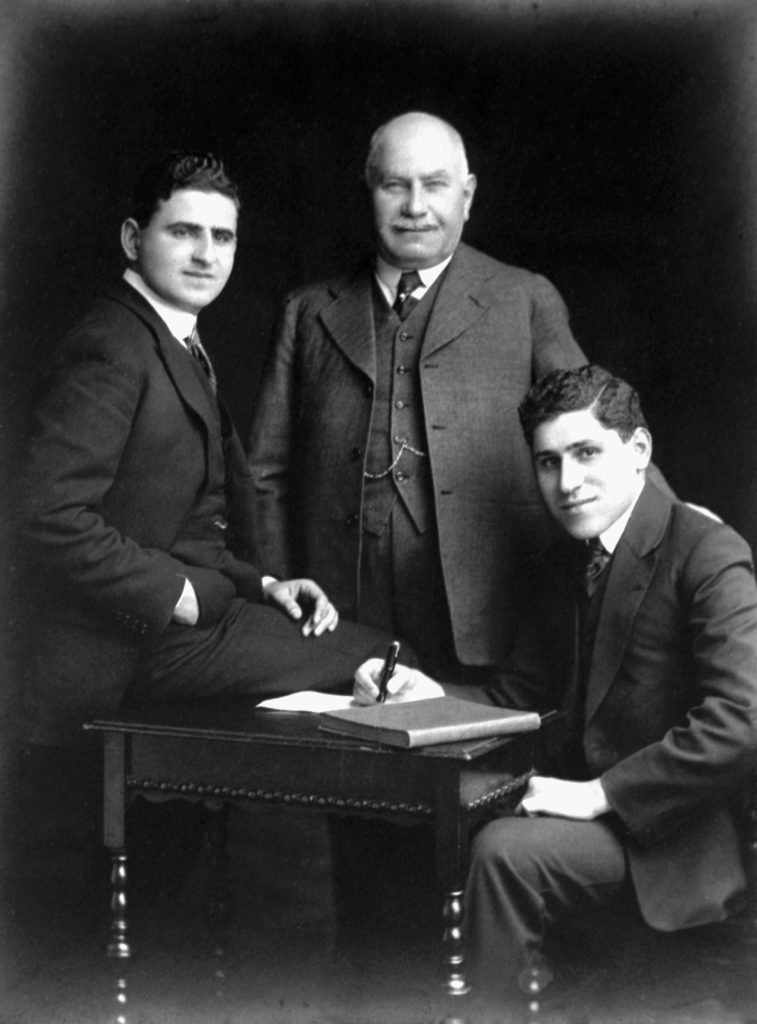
(598, 477, 646, 554)
(123, 268, 197, 346)
(373, 254, 453, 307)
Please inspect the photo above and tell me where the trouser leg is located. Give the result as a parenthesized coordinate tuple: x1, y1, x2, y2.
(128, 600, 395, 701)
(358, 503, 460, 679)
(465, 814, 632, 991)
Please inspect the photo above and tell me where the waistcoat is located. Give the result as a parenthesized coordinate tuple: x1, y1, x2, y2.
(562, 554, 613, 779)
(362, 276, 443, 536)
(168, 359, 231, 567)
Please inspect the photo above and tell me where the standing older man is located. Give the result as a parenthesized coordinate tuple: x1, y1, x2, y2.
(248, 111, 587, 678)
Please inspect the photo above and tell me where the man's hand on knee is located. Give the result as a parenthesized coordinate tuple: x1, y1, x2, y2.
(516, 776, 611, 820)
(262, 578, 339, 636)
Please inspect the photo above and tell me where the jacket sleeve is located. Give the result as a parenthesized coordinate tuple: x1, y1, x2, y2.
(602, 528, 757, 845)
(246, 293, 301, 578)
(529, 274, 587, 378)
(19, 335, 212, 637)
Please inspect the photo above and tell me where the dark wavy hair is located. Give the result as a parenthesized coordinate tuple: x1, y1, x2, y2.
(518, 365, 648, 447)
(131, 152, 240, 226)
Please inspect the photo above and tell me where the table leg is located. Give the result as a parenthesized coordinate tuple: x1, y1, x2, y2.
(442, 888, 470, 997)
(103, 732, 130, 959)
(107, 849, 130, 959)
(203, 803, 233, 925)
(434, 781, 471, 1000)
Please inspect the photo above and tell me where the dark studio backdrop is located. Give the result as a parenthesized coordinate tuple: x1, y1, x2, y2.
(2, 0, 757, 749)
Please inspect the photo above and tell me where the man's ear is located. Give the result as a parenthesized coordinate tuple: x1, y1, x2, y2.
(631, 426, 652, 471)
(120, 219, 141, 262)
(463, 173, 477, 221)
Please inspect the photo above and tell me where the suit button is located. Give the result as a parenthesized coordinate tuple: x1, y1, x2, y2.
(345, 512, 359, 526)
(396, 365, 408, 375)
(395, 471, 408, 483)
(350, 447, 362, 462)
(394, 434, 407, 444)
(395, 400, 406, 409)
(398, 331, 412, 342)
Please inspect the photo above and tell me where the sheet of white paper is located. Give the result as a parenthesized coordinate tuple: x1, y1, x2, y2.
(256, 690, 357, 712)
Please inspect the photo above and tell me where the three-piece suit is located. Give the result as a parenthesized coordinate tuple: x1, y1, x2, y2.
(248, 243, 586, 670)
(460, 480, 757, 975)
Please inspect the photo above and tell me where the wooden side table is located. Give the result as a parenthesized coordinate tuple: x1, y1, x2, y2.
(85, 698, 554, 1001)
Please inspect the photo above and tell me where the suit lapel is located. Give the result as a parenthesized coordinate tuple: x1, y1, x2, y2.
(584, 481, 672, 725)
(422, 244, 493, 359)
(105, 282, 219, 435)
(316, 246, 494, 374)
(158, 331, 220, 434)
(318, 267, 377, 382)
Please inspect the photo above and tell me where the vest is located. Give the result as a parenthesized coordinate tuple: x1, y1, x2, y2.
(168, 357, 231, 567)
(362, 276, 443, 536)
(562, 553, 613, 779)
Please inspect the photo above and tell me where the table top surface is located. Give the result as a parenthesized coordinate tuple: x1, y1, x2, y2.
(85, 697, 553, 763)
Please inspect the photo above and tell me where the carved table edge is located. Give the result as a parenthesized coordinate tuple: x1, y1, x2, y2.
(125, 776, 434, 816)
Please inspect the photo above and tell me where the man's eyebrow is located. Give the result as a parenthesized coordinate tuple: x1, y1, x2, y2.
(533, 439, 600, 459)
(382, 169, 451, 181)
(165, 220, 236, 235)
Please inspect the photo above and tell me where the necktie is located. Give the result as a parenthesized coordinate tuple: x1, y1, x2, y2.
(393, 270, 423, 320)
(187, 327, 217, 393)
(582, 537, 611, 599)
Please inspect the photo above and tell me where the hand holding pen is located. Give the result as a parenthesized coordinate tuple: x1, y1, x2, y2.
(376, 640, 400, 703)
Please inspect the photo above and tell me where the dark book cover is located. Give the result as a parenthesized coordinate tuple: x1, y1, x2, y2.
(318, 696, 540, 748)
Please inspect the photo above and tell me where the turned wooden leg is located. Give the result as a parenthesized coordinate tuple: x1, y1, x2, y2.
(518, 962, 543, 1022)
(111, 973, 128, 1024)
(203, 803, 233, 924)
(107, 849, 130, 959)
(442, 888, 470, 997)
(517, 949, 554, 1023)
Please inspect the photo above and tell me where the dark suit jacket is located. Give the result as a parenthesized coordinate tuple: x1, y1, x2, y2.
(20, 282, 261, 689)
(248, 243, 586, 664)
(469, 480, 757, 931)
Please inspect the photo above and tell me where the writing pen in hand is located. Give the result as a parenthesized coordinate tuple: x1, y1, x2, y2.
(376, 640, 401, 703)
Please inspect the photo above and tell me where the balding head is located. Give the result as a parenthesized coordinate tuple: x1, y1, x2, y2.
(364, 111, 476, 270)
(364, 112, 470, 187)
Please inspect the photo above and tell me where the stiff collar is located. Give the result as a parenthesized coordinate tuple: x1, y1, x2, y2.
(123, 269, 196, 346)
(597, 476, 646, 554)
(373, 253, 453, 307)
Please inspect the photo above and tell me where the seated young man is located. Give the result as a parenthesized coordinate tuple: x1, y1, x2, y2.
(353, 365, 757, 998)
(13, 152, 393, 897)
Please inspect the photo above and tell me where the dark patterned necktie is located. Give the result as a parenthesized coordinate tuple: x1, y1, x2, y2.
(187, 327, 217, 393)
(393, 270, 423, 320)
(582, 537, 611, 599)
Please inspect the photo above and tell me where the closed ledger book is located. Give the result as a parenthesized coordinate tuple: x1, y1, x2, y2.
(318, 696, 540, 748)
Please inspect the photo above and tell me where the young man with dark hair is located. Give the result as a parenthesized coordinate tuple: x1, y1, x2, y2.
(354, 364, 757, 1001)
(130, 151, 241, 226)
(16, 153, 391, 877)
